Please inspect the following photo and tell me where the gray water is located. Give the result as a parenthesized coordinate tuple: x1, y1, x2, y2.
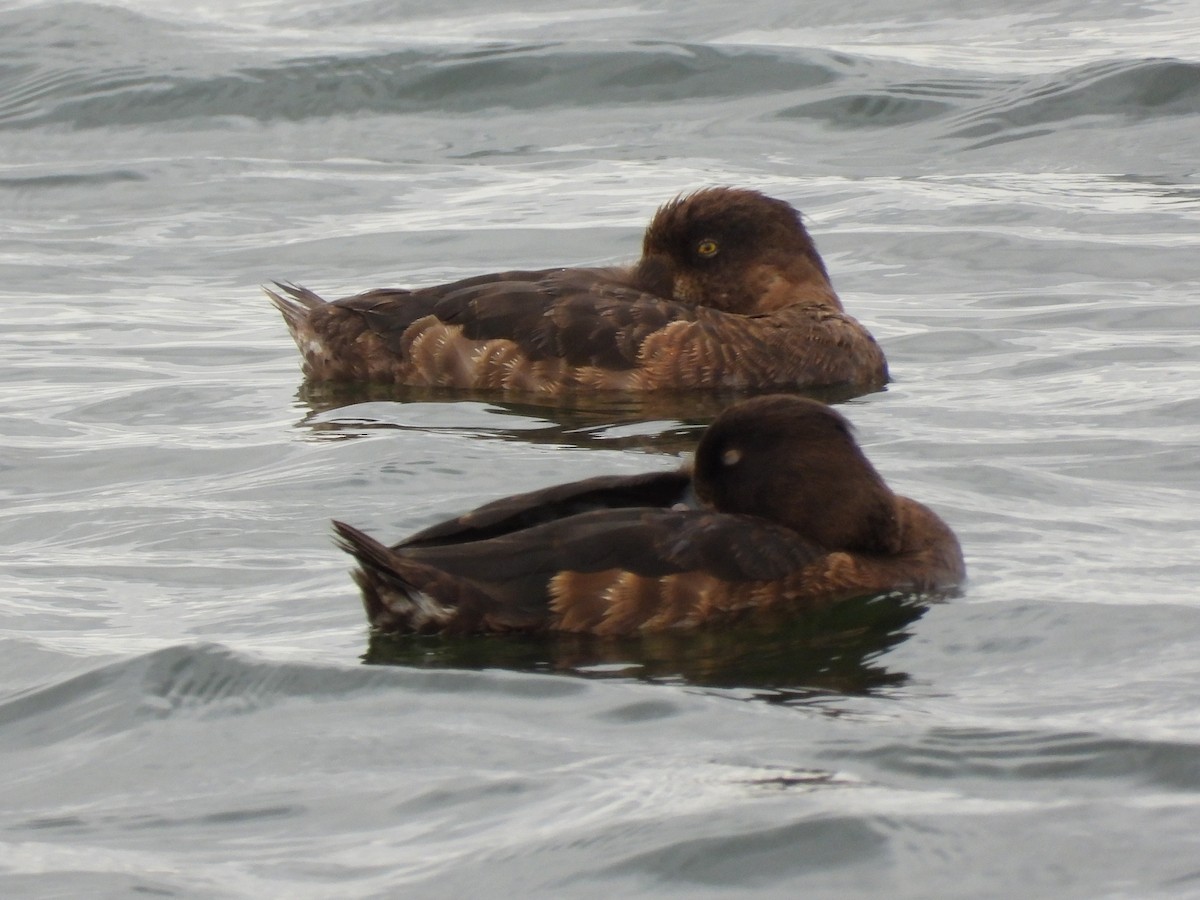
(2, 0, 1200, 896)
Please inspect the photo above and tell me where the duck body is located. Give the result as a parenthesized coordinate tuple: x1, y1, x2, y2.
(268, 189, 888, 394)
(335, 397, 964, 636)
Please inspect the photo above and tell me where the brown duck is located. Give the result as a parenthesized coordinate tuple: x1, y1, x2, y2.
(267, 188, 888, 393)
(334, 396, 964, 636)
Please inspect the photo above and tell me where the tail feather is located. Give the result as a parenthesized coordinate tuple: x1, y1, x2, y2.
(333, 519, 400, 577)
(263, 281, 326, 334)
(332, 520, 457, 633)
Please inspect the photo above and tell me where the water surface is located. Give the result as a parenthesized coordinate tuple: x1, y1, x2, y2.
(2, 0, 1199, 896)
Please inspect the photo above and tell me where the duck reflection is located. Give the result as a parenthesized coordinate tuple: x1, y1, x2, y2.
(294, 381, 873, 454)
(363, 591, 930, 702)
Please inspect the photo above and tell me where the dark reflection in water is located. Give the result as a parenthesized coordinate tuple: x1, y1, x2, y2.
(294, 382, 881, 453)
(363, 592, 931, 703)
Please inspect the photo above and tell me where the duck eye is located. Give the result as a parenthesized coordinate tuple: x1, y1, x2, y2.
(696, 238, 719, 258)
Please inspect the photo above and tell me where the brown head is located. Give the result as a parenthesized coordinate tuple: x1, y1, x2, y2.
(692, 395, 901, 554)
(633, 187, 840, 315)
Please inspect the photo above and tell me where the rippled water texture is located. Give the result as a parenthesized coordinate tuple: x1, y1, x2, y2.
(1, 0, 1199, 896)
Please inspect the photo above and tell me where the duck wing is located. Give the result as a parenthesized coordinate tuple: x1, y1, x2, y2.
(280, 267, 699, 372)
(399, 469, 694, 548)
(425, 267, 689, 369)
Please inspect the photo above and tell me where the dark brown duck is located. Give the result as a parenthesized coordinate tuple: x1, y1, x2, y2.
(267, 188, 888, 394)
(335, 396, 964, 636)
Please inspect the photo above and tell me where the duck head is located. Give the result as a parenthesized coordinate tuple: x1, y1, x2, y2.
(693, 395, 901, 555)
(633, 187, 841, 315)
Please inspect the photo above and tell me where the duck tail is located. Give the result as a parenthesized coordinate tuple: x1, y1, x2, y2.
(263, 282, 326, 336)
(332, 520, 455, 634)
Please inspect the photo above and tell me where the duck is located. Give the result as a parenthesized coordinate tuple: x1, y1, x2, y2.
(267, 188, 888, 394)
(334, 395, 964, 636)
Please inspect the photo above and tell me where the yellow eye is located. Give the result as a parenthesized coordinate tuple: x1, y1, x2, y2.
(696, 238, 719, 258)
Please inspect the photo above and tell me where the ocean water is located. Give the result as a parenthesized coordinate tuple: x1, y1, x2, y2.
(2, 0, 1199, 896)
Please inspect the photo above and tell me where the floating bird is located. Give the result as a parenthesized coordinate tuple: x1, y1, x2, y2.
(334, 395, 963, 635)
(268, 188, 888, 394)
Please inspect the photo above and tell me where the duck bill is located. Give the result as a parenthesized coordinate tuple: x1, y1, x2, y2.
(630, 253, 677, 299)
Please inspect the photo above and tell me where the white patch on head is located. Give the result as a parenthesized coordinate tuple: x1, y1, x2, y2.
(722, 447, 742, 466)
(672, 276, 696, 303)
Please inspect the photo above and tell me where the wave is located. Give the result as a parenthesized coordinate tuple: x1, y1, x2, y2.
(0, 586, 928, 751)
(945, 57, 1200, 148)
(848, 725, 1200, 792)
(0, 642, 584, 748)
(3, 3, 1195, 141)
(0, 169, 146, 189)
(0, 40, 832, 128)
(0, 3, 841, 128)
